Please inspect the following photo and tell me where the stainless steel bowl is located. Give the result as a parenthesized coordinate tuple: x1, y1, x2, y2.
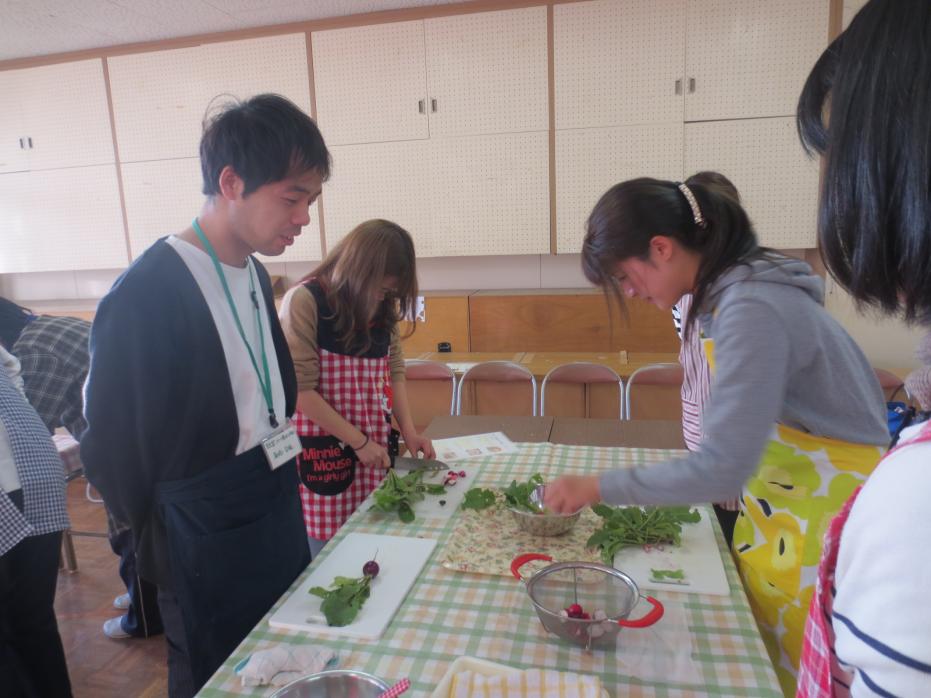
(269, 670, 389, 698)
(508, 506, 582, 536)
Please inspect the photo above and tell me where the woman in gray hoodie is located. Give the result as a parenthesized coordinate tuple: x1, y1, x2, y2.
(544, 175, 889, 694)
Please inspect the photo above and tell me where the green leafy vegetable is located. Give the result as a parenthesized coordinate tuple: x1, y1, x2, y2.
(309, 575, 373, 626)
(462, 487, 497, 511)
(502, 474, 545, 513)
(370, 469, 449, 523)
(587, 505, 701, 565)
(650, 568, 686, 581)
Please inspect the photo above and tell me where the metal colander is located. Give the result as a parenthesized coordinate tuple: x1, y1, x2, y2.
(511, 554, 664, 651)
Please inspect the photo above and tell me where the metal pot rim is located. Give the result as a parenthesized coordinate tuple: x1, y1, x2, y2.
(269, 669, 389, 698)
(523, 560, 640, 621)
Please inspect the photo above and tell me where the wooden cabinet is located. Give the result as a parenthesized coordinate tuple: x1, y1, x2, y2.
(684, 117, 820, 248)
(554, 0, 686, 130)
(313, 8, 547, 144)
(553, 0, 828, 253)
(0, 59, 125, 273)
(108, 34, 321, 262)
(684, 0, 830, 121)
(108, 34, 312, 162)
(314, 7, 550, 258)
(0, 59, 116, 174)
(0, 166, 126, 273)
(120, 157, 323, 263)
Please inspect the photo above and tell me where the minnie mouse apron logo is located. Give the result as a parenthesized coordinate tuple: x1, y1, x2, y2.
(298, 436, 356, 496)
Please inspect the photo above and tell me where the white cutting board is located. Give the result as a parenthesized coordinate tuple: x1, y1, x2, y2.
(365, 463, 481, 521)
(613, 507, 730, 596)
(269, 532, 437, 639)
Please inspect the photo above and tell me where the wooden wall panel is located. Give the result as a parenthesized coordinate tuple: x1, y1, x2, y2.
(468, 291, 679, 353)
(398, 295, 471, 355)
(403, 378, 456, 433)
(626, 384, 684, 422)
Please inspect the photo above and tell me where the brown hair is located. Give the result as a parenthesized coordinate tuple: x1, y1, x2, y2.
(302, 220, 418, 354)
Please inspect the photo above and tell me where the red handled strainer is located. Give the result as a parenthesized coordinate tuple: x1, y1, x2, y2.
(510, 553, 664, 651)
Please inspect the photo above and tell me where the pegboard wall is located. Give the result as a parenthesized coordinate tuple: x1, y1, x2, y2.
(685, 0, 829, 121)
(312, 20, 428, 146)
(322, 140, 431, 253)
(556, 122, 685, 254)
(425, 131, 549, 257)
(684, 117, 820, 249)
(554, 0, 686, 130)
(14, 59, 116, 170)
(121, 157, 322, 263)
(424, 6, 548, 137)
(0, 165, 126, 273)
(108, 33, 311, 162)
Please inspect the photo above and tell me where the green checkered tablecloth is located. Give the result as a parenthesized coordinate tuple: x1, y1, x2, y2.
(199, 443, 781, 697)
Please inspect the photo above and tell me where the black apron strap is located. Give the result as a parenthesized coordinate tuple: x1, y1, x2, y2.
(156, 446, 309, 690)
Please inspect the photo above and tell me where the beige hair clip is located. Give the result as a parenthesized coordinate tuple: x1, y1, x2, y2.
(677, 183, 707, 228)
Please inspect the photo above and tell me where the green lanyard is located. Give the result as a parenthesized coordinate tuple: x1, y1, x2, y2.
(192, 219, 278, 428)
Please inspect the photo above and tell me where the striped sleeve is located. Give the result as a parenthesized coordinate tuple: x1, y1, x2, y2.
(832, 440, 931, 696)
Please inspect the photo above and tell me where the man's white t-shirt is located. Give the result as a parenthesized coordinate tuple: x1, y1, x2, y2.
(167, 235, 286, 455)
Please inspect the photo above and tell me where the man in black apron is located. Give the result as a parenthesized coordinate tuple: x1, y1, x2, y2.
(82, 94, 331, 696)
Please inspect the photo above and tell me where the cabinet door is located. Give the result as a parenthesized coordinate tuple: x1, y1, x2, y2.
(0, 165, 127, 273)
(684, 117, 820, 248)
(18, 59, 116, 170)
(685, 0, 829, 120)
(321, 140, 431, 252)
(554, 0, 686, 130)
(312, 21, 429, 146)
(121, 157, 322, 263)
(0, 69, 29, 174)
(556, 124, 684, 254)
(424, 7, 548, 137)
(425, 131, 550, 257)
(109, 34, 312, 162)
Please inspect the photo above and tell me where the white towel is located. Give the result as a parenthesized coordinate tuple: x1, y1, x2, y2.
(236, 645, 336, 687)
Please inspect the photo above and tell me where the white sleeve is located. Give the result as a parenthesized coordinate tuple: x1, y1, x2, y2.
(832, 440, 931, 696)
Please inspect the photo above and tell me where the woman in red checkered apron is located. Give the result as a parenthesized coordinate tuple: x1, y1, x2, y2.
(795, 1, 931, 694)
(279, 220, 434, 555)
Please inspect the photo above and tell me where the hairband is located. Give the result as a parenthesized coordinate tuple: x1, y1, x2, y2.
(676, 183, 707, 228)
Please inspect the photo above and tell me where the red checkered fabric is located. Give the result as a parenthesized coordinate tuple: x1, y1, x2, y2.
(797, 486, 860, 697)
(294, 347, 392, 541)
(797, 419, 931, 696)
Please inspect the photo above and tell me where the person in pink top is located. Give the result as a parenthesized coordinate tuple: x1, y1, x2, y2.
(795, 1, 931, 695)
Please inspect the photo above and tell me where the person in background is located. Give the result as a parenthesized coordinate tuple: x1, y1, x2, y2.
(544, 173, 888, 694)
(81, 93, 329, 697)
(0, 297, 163, 642)
(671, 172, 743, 545)
(280, 219, 434, 556)
(0, 363, 72, 697)
(795, 1, 931, 695)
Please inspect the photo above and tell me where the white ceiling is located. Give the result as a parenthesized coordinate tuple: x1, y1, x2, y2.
(0, 0, 463, 62)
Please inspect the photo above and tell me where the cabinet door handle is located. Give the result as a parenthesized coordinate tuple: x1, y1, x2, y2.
(431, 98, 437, 113)
(19, 138, 25, 149)
(688, 78, 696, 93)
(675, 79, 682, 95)
(27, 137, 33, 149)
(418, 99, 425, 114)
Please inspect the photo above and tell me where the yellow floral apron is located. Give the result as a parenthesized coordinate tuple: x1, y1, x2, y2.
(703, 337, 884, 696)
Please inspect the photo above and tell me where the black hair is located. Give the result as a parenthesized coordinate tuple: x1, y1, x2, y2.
(200, 93, 331, 197)
(0, 297, 34, 349)
(797, 0, 931, 324)
(582, 175, 763, 339)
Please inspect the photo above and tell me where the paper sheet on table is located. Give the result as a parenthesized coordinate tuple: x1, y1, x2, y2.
(433, 432, 519, 461)
(615, 598, 701, 685)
